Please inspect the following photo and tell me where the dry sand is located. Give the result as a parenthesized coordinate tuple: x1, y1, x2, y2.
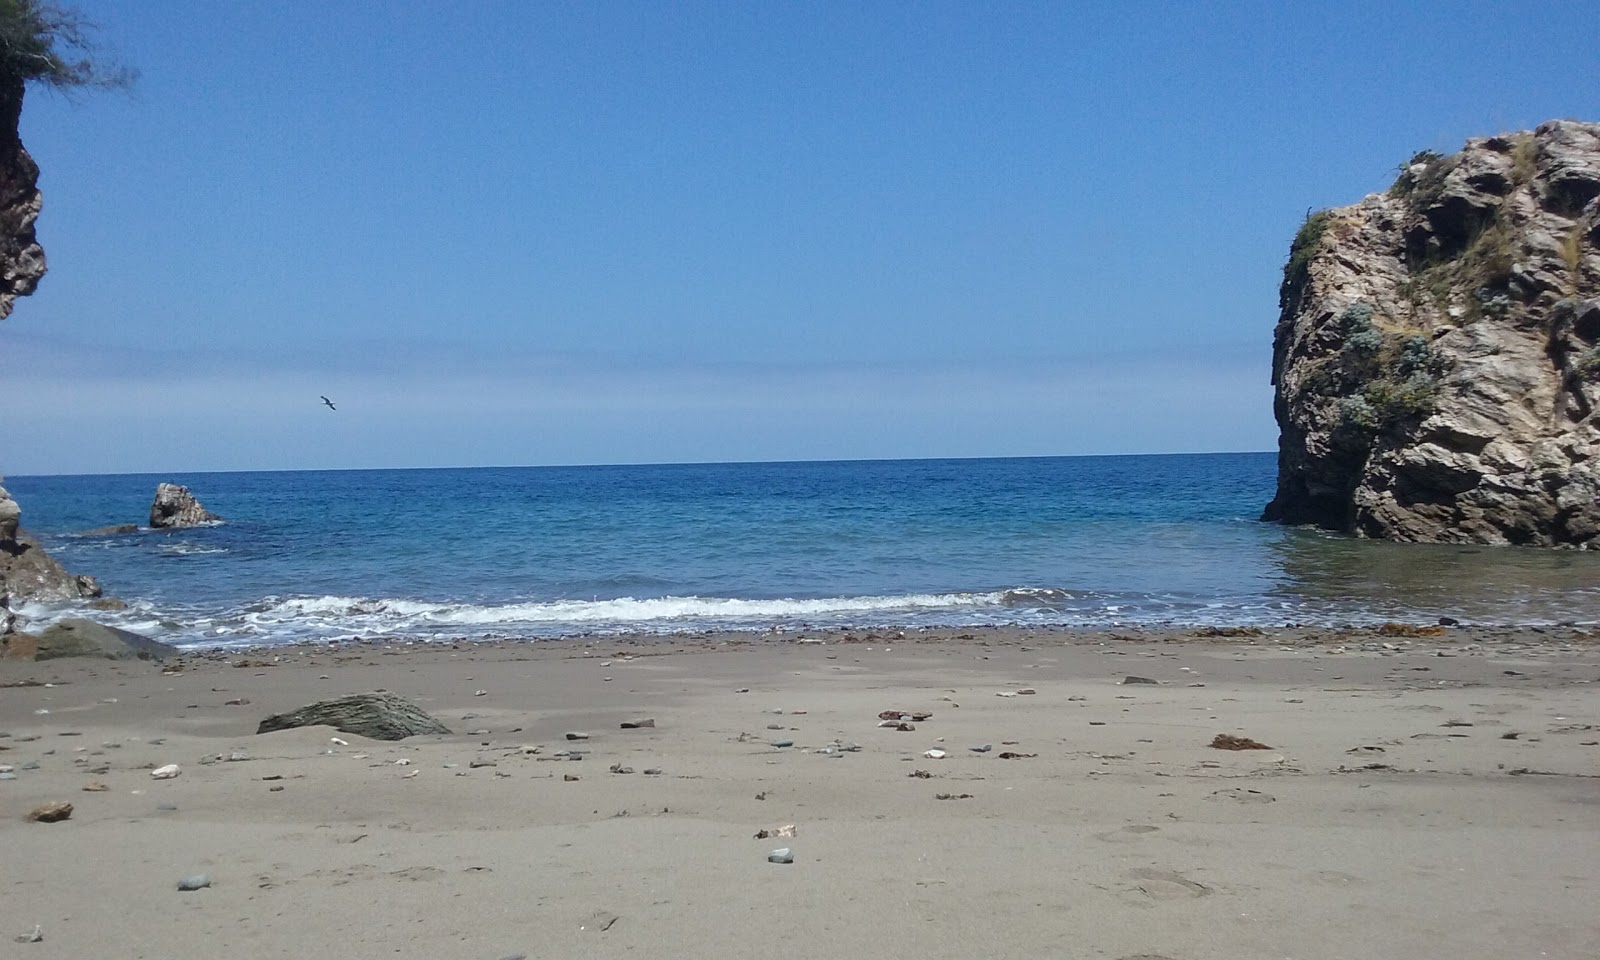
(2, 626, 1597, 960)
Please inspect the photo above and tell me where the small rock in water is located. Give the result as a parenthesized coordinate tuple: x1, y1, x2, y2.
(176, 874, 211, 891)
(27, 802, 73, 822)
(768, 848, 794, 864)
(150, 764, 181, 779)
(620, 718, 655, 729)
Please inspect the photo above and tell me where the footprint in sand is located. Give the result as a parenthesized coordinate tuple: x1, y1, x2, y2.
(1125, 868, 1213, 902)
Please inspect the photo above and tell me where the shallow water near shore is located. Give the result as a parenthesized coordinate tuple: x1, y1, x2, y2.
(8, 453, 1600, 646)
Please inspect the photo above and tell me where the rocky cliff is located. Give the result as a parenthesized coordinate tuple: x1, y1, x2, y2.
(1264, 119, 1600, 546)
(0, 75, 98, 620)
(0, 75, 45, 320)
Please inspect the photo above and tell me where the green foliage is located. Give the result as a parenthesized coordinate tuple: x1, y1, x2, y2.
(1474, 286, 1512, 318)
(1360, 373, 1442, 426)
(1389, 150, 1445, 198)
(0, 0, 133, 91)
(1339, 302, 1375, 334)
(1282, 209, 1333, 298)
(1337, 395, 1379, 431)
(1510, 133, 1537, 185)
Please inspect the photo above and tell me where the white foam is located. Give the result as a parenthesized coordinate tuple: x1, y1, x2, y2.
(245, 591, 1007, 629)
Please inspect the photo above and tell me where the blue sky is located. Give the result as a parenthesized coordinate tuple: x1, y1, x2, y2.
(2, 1, 1596, 474)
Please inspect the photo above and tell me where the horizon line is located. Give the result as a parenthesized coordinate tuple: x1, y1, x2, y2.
(5, 449, 1277, 480)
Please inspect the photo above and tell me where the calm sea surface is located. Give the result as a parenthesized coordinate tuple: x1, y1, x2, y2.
(8, 454, 1599, 647)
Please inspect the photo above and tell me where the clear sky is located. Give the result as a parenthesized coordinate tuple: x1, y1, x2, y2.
(2, 1, 1596, 474)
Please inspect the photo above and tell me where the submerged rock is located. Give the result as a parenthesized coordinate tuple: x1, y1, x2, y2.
(256, 691, 452, 741)
(149, 483, 220, 529)
(1266, 120, 1600, 546)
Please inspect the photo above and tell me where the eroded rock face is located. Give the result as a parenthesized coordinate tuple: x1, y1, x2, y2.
(0, 75, 45, 320)
(149, 483, 220, 528)
(1265, 120, 1600, 546)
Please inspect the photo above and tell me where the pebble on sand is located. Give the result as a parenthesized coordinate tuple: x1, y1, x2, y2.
(768, 848, 794, 864)
(150, 764, 181, 779)
(27, 802, 73, 823)
(176, 874, 211, 891)
(620, 719, 655, 729)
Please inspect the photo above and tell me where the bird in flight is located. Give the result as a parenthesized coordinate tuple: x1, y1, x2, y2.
(320, 396, 337, 411)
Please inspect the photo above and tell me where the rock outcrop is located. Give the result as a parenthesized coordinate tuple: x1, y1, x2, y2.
(0, 75, 45, 320)
(256, 692, 452, 741)
(1265, 120, 1600, 546)
(1, 479, 102, 612)
(14, 618, 176, 661)
(149, 483, 220, 528)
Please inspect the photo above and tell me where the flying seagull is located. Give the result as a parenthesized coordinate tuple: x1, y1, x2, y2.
(320, 396, 337, 411)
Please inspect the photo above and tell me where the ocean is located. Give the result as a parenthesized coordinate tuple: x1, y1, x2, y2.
(7, 453, 1599, 647)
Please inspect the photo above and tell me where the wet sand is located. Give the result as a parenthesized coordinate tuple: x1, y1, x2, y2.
(2, 625, 1598, 960)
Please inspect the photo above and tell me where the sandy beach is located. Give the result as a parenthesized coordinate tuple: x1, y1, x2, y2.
(2, 626, 1597, 960)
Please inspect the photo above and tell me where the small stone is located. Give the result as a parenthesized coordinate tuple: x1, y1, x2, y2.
(28, 802, 73, 822)
(768, 847, 794, 864)
(923, 749, 947, 759)
(469, 760, 497, 768)
(642, 768, 662, 775)
(769, 739, 794, 748)
(0, 771, 14, 781)
(82, 782, 109, 792)
(269, 785, 284, 792)
(565, 732, 590, 741)
(970, 744, 992, 753)
(150, 764, 181, 779)
(608, 763, 634, 774)
(563, 773, 580, 782)
(13, 925, 43, 944)
(1016, 689, 1036, 695)
(1122, 676, 1159, 685)
(176, 874, 211, 891)
(620, 719, 655, 729)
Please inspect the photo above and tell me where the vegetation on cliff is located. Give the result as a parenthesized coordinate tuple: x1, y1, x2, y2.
(0, 0, 133, 92)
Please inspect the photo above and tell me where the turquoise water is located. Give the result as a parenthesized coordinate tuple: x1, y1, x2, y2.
(8, 454, 1599, 646)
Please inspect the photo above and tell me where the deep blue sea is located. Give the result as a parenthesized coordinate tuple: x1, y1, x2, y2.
(7, 454, 1599, 647)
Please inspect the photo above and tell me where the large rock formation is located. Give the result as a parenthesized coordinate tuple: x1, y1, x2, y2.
(149, 483, 220, 528)
(0, 74, 45, 320)
(1265, 120, 1600, 546)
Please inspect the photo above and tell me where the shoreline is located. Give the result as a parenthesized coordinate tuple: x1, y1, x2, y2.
(3, 627, 1597, 958)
